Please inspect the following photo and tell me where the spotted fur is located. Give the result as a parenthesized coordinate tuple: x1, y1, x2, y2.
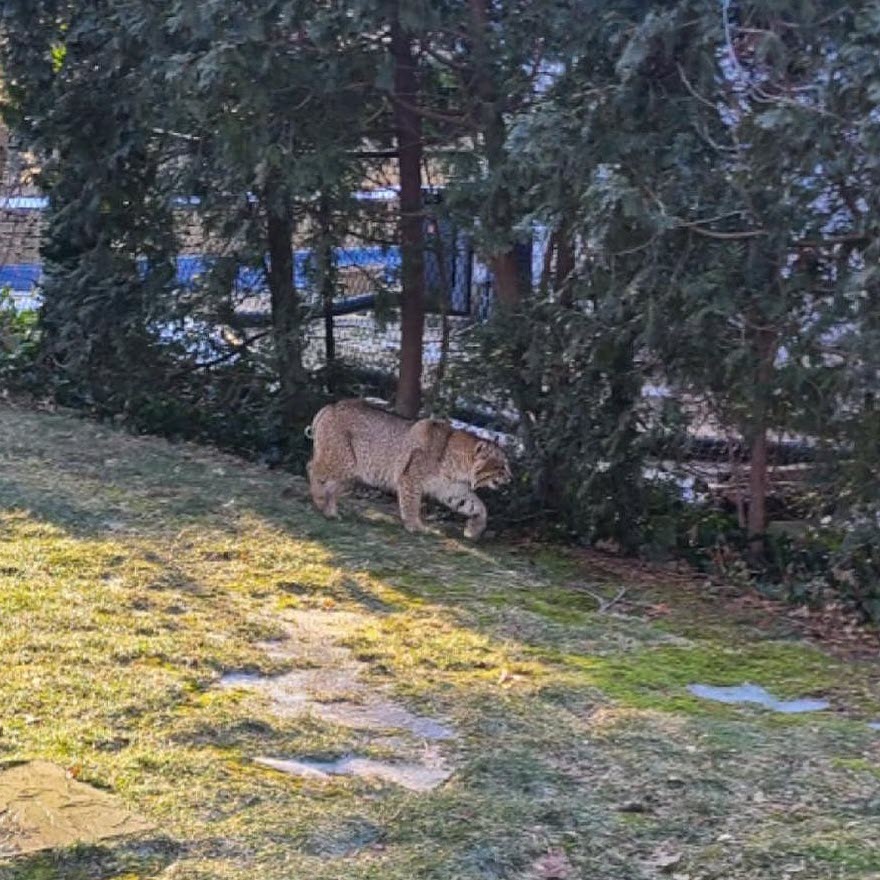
(306, 399, 511, 539)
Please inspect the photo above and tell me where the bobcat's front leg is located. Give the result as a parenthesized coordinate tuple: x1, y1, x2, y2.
(437, 484, 487, 540)
(462, 494, 487, 540)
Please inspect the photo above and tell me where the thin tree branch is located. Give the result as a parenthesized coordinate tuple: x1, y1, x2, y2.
(387, 93, 471, 127)
(792, 233, 872, 248)
(685, 223, 768, 240)
(677, 63, 719, 112)
(420, 43, 470, 74)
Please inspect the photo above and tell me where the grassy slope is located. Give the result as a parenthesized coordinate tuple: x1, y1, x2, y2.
(0, 403, 877, 880)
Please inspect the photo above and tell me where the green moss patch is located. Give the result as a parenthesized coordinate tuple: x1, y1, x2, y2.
(0, 404, 878, 879)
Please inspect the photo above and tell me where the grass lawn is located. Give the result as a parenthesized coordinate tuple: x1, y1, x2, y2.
(0, 402, 878, 879)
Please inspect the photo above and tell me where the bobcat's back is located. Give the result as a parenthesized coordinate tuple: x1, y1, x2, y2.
(309, 399, 415, 491)
(306, 398, 511, 538)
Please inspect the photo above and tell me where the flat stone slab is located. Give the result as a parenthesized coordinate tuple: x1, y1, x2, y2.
(688, 683, 830, 714)
(218, 611, 456, 742)
(218, 670, 454, 740)
(254, 754, 451, 792)
(218, 610, 458, 794)
(0, 761, 154, 858)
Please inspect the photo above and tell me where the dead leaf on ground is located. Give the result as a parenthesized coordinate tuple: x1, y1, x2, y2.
(646, 846, 683, 873)
(530, 848, 573, 879)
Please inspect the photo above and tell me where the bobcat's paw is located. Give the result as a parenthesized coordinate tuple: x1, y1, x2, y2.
(463, 518, 487, 540)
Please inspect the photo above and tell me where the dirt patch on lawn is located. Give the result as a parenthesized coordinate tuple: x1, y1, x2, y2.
(0, 761, 153, 858)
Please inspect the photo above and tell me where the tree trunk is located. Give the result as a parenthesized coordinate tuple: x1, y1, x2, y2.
(424, 210, 451, 409)
(0, 121, 8, 178)
(555, 222, 576, 307)
(747, 325, 778, 564)
(266, 195, 305, 437)
(539, 228, 558, 297)
(317, 195, 336, 393)
(390, 7, 425, 419)
(467, 0, 521, 307)
(747, 425, 768, 563)
(488, 252, 522, 308)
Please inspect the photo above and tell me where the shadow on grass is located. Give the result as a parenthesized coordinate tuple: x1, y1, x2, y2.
(0, 836, 179, 880)
(4, 406, 880, 880)
(0, 404, 863, 713)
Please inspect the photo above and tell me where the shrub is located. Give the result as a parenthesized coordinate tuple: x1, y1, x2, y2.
(0, 289, 40, 388)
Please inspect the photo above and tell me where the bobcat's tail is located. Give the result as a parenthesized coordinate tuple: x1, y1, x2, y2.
(304, 404, 332, 442)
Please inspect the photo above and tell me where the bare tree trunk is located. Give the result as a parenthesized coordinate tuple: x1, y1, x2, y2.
(390, 6, 425, 418)
(555, 222, 576, 307)
(467, 0, 521, 307)
(747, 325, 777, 564)
(425, 213, 451, 408)
(747, 425, 769, 563)
(488, 252, 522, 307)
(539, 228, 559, 297)
(316, 195, 336, 393)
(266, 194, 305, 438)
(730, 440, 747, 530)
(0, 121, 8, 181)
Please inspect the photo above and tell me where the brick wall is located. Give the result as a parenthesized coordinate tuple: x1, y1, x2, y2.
(2, 135, 45, 270)
(0, 203, 223, 267)
(0, 209, 42, 265)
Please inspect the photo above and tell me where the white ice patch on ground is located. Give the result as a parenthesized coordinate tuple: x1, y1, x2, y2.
(217, 610, 456, 791)
(687, 682, 830, 714)
(254, 754, 450, 793)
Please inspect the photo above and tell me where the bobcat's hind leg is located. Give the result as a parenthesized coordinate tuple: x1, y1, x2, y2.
(397, 451, 429, 534)
(307, 461, 327, 514)
(307, 460, 349, 520)
(321, 479, 344, 519)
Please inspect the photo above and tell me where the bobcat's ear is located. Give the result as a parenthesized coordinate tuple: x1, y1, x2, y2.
(475, 440, 489, 455)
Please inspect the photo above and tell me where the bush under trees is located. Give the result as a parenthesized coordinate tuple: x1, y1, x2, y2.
(1, 0, 879, 619)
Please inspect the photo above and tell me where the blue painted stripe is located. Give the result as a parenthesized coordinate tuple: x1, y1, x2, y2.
(1, 191, 403, 211)
(0, 196, 48, 210)
(1, 247, 401, 295)
(0, 264, 41, 290)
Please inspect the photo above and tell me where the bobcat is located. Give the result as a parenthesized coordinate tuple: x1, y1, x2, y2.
(306, 399, 511, 539)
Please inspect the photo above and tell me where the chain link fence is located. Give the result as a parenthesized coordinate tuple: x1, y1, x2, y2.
(0, 137, 483, 386)
(0, 130, 43, 310)
(0, 138, 816, 519)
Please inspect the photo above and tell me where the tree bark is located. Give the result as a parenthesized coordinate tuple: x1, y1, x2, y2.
(747, 425, 769, 563)
(747, 325, 777, 564)
(390, 7, 425, 419)
(266, 194, 305, 437)
(467, 0, 521, 307)
(0, 121, 8, 179)
(316, 195, 336, 393)
(555, 222, 576, 307)
(488, 252, 522, 307)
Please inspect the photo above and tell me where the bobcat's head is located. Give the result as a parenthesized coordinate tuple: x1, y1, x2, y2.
(470, 440, 512, 491)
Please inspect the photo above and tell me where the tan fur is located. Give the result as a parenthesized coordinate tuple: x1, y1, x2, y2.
(306, 399, 511, 539)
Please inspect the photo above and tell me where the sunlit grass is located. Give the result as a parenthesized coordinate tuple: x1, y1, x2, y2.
(0, 403, 878, 879)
